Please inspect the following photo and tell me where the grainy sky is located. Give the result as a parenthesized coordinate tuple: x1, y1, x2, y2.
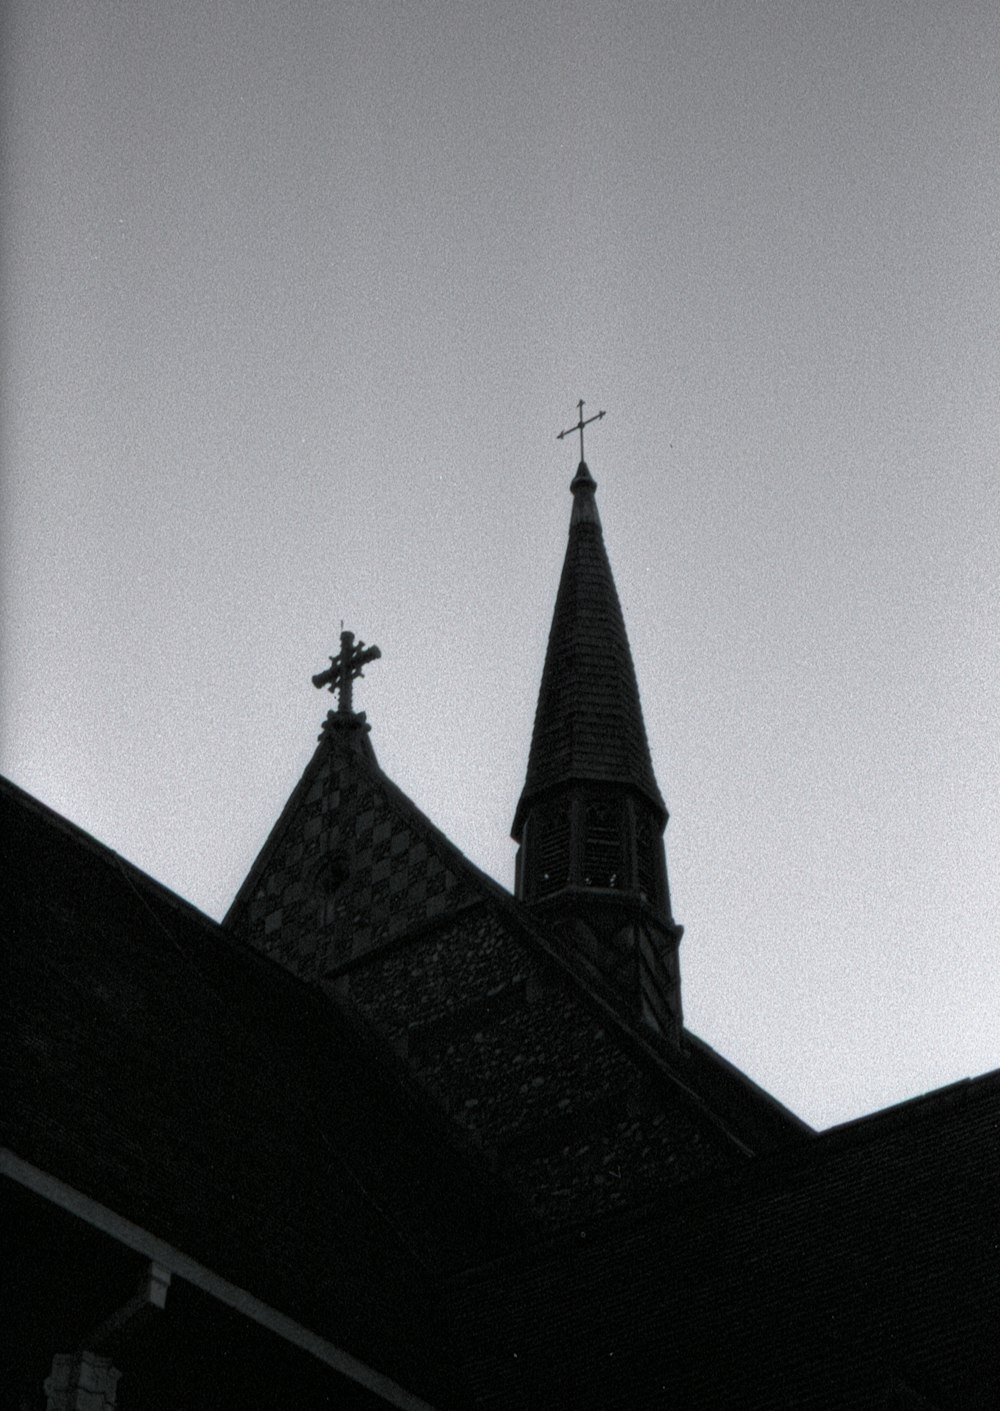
(3, 1, 998, 1128)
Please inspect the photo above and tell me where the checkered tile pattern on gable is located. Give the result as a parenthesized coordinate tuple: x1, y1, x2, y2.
(226, 719, 479, 979)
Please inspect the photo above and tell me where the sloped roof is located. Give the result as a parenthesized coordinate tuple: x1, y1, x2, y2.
(445, 1069, 1000, 1409)
(513, 462, 664, 839)
(0, 776, 517, 1406)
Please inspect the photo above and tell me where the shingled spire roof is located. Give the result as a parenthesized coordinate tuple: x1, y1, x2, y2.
(512, 460, 665, 840)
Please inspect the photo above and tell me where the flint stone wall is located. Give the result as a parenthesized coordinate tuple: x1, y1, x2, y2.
(344, 908, 741, 1226)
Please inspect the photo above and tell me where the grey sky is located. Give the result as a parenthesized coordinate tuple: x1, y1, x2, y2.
(3, 0, 998, 1127)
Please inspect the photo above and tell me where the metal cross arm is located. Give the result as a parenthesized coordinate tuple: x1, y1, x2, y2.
(557, 399, 606, 462)
(313, 628, 381, 716)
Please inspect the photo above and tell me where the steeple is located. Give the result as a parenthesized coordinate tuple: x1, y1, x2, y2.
(513, 438, 683, 1039)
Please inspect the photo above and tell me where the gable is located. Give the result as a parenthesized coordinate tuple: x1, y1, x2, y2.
(225, 718, 483, 977)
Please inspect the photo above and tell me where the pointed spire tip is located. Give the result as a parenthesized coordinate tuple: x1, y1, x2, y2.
(571, 460, 596, 491)
(570, 461, 600, 525)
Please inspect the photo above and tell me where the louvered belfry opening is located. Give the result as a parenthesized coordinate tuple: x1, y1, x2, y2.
(635, 811, 661, 907)
(534, 804, 571, 899)
(583, 800, 622, 889)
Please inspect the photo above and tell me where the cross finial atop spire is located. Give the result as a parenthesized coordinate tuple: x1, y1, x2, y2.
(312, 628, 381, 717)
(557, 398, 606, 463)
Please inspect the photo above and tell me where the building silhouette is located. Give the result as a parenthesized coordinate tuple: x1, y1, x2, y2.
(3, 445, 997, 1409)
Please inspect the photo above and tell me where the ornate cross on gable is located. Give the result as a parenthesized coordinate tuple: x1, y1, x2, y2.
(312, 628, 381, 716)
(557, 398, 606, 462)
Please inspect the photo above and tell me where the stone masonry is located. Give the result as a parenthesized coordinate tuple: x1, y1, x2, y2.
(341, 904, 741, 1225)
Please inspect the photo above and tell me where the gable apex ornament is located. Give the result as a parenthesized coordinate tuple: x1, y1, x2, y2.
(313, 627, 381, 724)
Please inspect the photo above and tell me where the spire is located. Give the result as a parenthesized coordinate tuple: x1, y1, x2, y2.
(512, 428, 682, 1040)
(512, 459, 665, 839)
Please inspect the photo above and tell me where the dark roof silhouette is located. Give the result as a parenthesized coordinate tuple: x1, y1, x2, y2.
(447, 1070, 1000, 1409)
(0, 777, 514, 1408)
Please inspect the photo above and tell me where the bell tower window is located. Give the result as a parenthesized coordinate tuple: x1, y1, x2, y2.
(583, 802, 623, 889)
(636, 813, 658, 904)
(534, 806, 570, 899)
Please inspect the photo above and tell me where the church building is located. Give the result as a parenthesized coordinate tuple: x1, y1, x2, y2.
(3, 411, 997, 1409)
